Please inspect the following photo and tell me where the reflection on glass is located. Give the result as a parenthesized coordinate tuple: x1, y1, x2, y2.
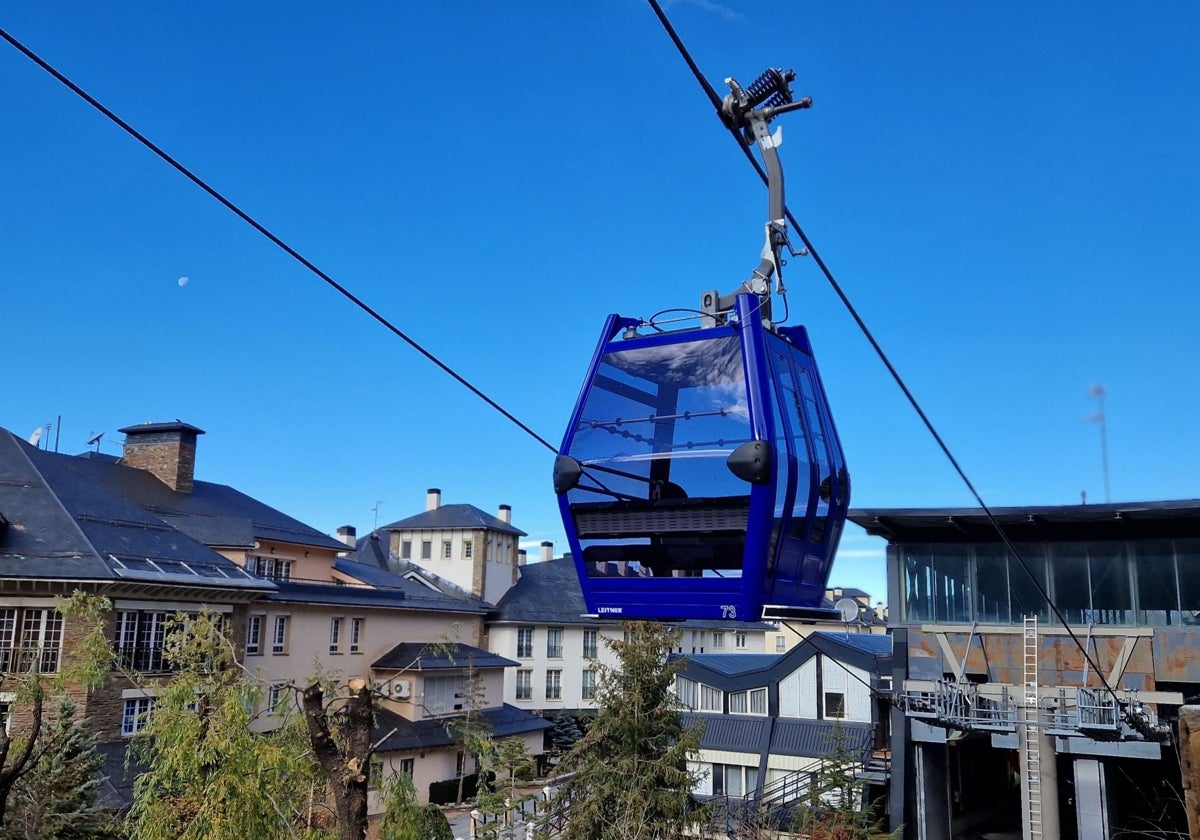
(566, 336, 752, 578)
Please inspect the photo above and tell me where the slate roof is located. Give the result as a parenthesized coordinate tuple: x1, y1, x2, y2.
(681, 714, 874, 760)
(373, 641, 518, 671)
(381, 504, 526, 537)
(263, 576, 488, 615)
(676, 631, 891, 694)
(680, 653, 780, 677)
(0, 429, 270, 592)
(373, 704, 552, 753)
(808, 631, 892, 658)
(65, 451, 346, 551)
(489, 556, 596, 624)
(335, 535, 491, 611)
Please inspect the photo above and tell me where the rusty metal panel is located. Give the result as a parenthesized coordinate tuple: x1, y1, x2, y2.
(1154, 629, 1200, 682)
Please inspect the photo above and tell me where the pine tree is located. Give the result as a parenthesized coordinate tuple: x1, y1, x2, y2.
(788, 723, 897, 840)
(3, 698, 112, 839)
(0, 592, 112, 831)
(551, 621, 704, 840)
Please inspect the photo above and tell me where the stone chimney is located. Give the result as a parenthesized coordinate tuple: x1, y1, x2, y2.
(498, 504, 511, 524)
(426, 488, 441, 511)
(336, 525, 357, 548)
(119, 421, 204, 493)
(541, 541, 553, 563)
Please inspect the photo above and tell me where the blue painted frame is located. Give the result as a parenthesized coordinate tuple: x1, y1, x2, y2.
(556, 295, 847, 621)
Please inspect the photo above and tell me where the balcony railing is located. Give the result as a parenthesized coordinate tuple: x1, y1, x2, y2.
(0, 646, 61, 675)
(115, 645, 179, 673)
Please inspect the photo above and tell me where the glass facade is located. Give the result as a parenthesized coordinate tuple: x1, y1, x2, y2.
(900, 538, 1200, 626)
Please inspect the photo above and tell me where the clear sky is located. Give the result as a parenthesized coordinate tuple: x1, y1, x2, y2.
(3, 2, 1197, 605)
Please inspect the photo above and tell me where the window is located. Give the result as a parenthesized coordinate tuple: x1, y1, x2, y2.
(368, 755, 384, 790)
(728, 687, 768, 715)
(443, 541, 453, 560)
(775, 635, 786, 652)
(545, 669, 562, 700)
(350, 618, 363, 653)
(517, 628, 533, 658)
(749, 687, 767, 715)
(711, 764, 757, 799)
(420, 541, 432, 560)
(400, 757, 414, 777)
(114, 610, 169, 672)
(675, 677, 698, 709)
(729, 690, 747, 714)
(122, 697, 154, 736)
(248, 556, 292, 582)
(824, 691, 846, 719)
(246, 614, 263, 656)
(464, 540, 473, 559)
(272, 616, 290, 655)
(735, 632, 747, 649)
(0, 608, 64, 674)
(267, 683, 287, 715)
(583, 629, 598, 660)
(712, 632, 725, 650)
(515, 669, 532, 700)
(700, 684, 723, 712)
(401, 540, 412, 560)
(330, 617, 343, 653)
(581, 669, 596, 701)
(424, 675, 467, 715)
(546, 627, 563, 658)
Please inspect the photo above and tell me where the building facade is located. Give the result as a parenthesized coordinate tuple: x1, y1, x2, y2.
(673, 632, 892, 817)
(852, 501, 1197, 840)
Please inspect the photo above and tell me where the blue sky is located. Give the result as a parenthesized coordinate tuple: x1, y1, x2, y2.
(3, 2, 1197, 604)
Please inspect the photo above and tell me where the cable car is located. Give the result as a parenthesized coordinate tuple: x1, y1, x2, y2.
(553, 69, 849, 622)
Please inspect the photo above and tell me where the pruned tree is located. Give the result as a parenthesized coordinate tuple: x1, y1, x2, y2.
(550, 621, 704, 840)
(300, 678, 374, 840)
(0, 592, 111, 830)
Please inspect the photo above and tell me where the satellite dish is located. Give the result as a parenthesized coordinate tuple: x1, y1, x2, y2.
(834, 597, 859, 623)
(86, 432, 104, 451)
(27, 428, 43, 447)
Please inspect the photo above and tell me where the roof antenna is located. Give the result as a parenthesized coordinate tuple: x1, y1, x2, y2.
(834, 597, 859, 639)
(370, 499, 385, 531)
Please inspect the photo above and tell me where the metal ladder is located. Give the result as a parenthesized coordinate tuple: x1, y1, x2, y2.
(1023, 616, 1043, 840)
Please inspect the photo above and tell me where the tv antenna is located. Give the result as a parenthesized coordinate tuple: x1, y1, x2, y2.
(370, 499, 385, 531)
(1081, 383, 1110, 503)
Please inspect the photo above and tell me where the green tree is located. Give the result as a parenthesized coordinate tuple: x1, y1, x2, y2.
(125, 610, 325, 840)
(377, 772, 453, 840)
(0, 592, 112, 830)
(441, 652, 492, 806)
(788, 724, 897, 840)
(551, 621, 704, 840)
(2, 698, 113, 839)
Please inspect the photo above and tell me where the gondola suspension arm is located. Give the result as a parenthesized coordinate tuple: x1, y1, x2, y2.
(702, 69, 811, 327)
